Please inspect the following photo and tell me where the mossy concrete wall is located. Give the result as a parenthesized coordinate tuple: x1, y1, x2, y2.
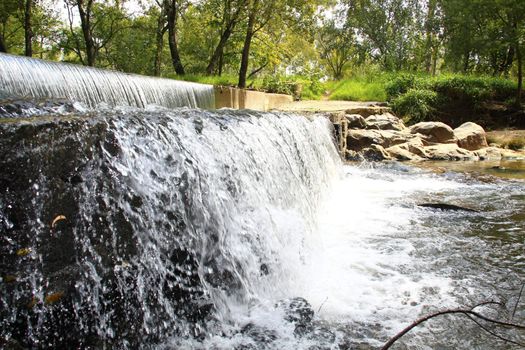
(214, 86, 293, 111)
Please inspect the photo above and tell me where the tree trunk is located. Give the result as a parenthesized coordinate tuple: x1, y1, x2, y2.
(165, 0, 185, 75)
(206, 26, 234, 75)
(238, 0, 257, 88)
(154, 12, 166, 76)
(218, 50, 224, 76)
(0, 33, 6, 53)
(423, 0, 436, 73)
(501, 45, 515, 77)
(431, 45, 438, 75)
(516, 42, 522, 105)
(77, 0, 96, 66)
(462, 50, 470, 73)
(24, 0, 33, 57)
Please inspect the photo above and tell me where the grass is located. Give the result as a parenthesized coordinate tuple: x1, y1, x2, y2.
(486, 130, 525, 150)
(327, 79, 387, 102)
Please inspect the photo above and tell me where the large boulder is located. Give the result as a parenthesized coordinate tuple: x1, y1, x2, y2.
(424, 143, 478, 161)
(453, 122, 488, 151)
(386, 138, 427, 161)
(346, 129, 383, 150)
(386, 144, 423, 161)
(365, 113, 406, 131)
(346, 129, 410, 151)
(410, 122, 456, 144)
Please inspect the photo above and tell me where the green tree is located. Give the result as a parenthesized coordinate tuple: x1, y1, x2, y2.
(64, 0, 127, 66)
(204, 0, 247, 75)
(317, 19, 355, 79)
(344, 0, 423, 71)
(237, 0, 322, 87)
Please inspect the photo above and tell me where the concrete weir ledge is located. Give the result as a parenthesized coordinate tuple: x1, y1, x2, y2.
(214, 86, 294, 111)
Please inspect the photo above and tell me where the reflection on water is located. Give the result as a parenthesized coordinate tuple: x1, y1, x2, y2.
(416, 159, 525, 180)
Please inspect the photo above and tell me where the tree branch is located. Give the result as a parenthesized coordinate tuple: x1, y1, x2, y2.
(381, 302, 525, 350)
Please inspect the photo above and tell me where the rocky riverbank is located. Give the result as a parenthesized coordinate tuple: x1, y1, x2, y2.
(327, 106, 525, 162)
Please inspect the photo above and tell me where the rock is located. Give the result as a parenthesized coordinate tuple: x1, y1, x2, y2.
(474, 147, 502, 160)
(240, 323, 278, 345)
(386, 144, 423, 161)
(418, 203, 478, 212)
(346, 129, 383, 150)
(345, 114, 367, 129)
(424, 143, 478, 161)
(276, 297, 315, 325)
(327, 111, 345, 124)
(346, 129, 408, 150)
(453, 122, 488, 151)
(374, 130, 411, 148)
(345, 106, 390, 118)
(362, 145, 391, 161)
(410, 122, 456, 144)
(345, 149, 364, 161)
(365, 113, 406, 131)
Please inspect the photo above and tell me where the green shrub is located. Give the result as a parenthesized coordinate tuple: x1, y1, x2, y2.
(391, 88, 437, 124)
(385, 74, 420, 99)
(261, 75, 295, 95)
(507, 139, 525, 150)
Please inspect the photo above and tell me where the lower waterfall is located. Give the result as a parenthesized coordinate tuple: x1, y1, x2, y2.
(0, 107, 343, 348)
(1, 105, 524, 349)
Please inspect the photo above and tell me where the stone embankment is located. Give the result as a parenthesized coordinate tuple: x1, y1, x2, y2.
(328, 105, 521, 161)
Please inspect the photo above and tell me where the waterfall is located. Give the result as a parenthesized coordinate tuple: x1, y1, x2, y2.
(0, 107, 342, 348)
(0, 53, 215, 109)
(2, 55, 524, 350)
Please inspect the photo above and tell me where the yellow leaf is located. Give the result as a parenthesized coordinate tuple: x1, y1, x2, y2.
(3, 275, 17, 283)
(44, 292, 65, 305)
(16, 248, 32, 256)
(51, 215, 66, 228)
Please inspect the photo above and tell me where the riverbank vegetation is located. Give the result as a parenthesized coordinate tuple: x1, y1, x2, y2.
(0, 0, 524, 125)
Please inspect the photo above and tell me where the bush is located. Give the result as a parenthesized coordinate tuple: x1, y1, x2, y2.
(507, 139, 525, 150)
(261, 75, 296, 95)
(385, 74, 418, 99)
(391, 88, 438, 124)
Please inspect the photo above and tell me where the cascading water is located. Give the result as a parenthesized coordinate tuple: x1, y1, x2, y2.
(1, 58, 524, 350)
(0, 53, 215, 109)
(0, 106, 344, 348)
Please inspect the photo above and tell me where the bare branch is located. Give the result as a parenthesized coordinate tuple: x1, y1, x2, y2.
(381, 303, 525, 350)
(512, 283, 525, 321)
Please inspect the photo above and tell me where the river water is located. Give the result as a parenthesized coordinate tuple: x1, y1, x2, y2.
(169, 161, 525, 350)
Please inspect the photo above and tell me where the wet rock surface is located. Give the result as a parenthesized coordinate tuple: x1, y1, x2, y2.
(0, 98, 85, 118)
(0, 114, 216, 348)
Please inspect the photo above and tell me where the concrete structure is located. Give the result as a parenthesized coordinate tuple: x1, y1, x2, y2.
(214, 86, 293, 111)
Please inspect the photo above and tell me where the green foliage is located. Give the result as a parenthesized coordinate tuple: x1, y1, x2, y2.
(171, 74, 239, 87)
(385, 73, 518, 124)
(261, 75, 295, 95)
(507, 139, 525, 151)
(391, 88, 437, 123)
(328, 79, 387, 102)
(385, 74, 420, 99)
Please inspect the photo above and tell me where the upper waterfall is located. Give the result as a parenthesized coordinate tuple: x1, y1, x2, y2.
(0, 53, 215, 109)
